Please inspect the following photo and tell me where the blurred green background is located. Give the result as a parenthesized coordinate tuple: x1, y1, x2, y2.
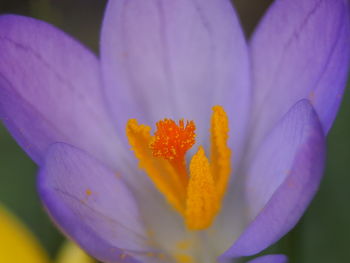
(0, 0, 349, 262)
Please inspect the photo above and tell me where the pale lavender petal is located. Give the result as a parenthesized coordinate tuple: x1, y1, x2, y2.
(101, 0, 251, 159)
(246, 254, 288, 263)
(38, 143, 156, 263)
(246, 100, 325, 217)
(0, 15, 121, 168)
(249, 0, 350, 151)
(222, 100, 325, 258)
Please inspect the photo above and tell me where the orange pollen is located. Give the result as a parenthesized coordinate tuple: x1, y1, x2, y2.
(150, 119, 196, 162)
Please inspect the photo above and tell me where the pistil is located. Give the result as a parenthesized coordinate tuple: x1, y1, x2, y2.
(150, 119, 195, 185)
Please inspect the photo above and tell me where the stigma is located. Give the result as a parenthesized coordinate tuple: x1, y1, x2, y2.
(151, 119, 195, 162)
(126, 106, 231, 230)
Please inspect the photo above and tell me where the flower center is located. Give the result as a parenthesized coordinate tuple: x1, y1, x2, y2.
(126, 106, 231, 230)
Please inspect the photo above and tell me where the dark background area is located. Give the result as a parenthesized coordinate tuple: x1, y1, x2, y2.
(0, 0, 349, 262)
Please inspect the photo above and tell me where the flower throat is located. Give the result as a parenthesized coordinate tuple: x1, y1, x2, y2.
(126, 106, 231, 230)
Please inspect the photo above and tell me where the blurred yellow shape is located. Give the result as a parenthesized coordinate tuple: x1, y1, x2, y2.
(56, 242, 95, 263)
(0, 204, 94, 263)
(0, 204, 50, 263)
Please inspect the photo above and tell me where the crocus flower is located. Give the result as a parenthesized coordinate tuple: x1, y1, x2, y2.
(0, 204, 94, 263)
(0, 0, 348, 262)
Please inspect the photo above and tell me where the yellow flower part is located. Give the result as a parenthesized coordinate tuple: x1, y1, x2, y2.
(210, 105, 231, 202)
(127, 105, 231, 231)
(0, 204, 94, 263)
(0, 204, 50, 263)
(56, 242, 95, 263)
(185, 147, 219, 230)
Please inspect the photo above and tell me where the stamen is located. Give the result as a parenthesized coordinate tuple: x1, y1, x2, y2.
(210, 106, 231, 201)
(185, 147, 218, 230)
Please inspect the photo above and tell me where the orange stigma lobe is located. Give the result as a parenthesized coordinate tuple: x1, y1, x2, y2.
(151, 119, 196, 162)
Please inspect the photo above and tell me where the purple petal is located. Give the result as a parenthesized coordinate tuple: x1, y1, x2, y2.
(249, 0, 350, 151)
(0, 15, 120, 168)
(100, 0, 251, 159)
(38, 143, 152, 263)
(246, 100, 325, 217)
(222, 100, 325, 258)
(246, 254, 288, 263)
